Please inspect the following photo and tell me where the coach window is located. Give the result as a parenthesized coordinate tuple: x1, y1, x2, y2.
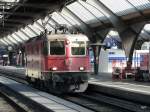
(71, 41, 86, 56)
(50, 41, 65, 55)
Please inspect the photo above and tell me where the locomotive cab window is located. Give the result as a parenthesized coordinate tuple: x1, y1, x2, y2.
(71, 41, 86, 56)
(50, 41, 65, 55)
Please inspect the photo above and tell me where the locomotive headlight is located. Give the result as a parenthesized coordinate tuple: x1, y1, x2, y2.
(79, 67, 85, 71)
(66, 40, 70, 44)
(52, 67, 57, 71)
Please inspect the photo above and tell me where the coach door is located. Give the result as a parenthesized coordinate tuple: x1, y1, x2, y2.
(26, 46, 33, 77)
(31, 46, 36, 78)
(32, 44, 42, 79)
(37, 44, 42, 79)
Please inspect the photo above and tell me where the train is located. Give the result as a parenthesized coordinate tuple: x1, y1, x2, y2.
(99, 49, 150, 80)
(25, 34, 91, 93)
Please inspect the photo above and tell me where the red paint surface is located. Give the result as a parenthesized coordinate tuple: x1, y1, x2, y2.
(25, 38, 91, 73)
(44, 56, 90, 72)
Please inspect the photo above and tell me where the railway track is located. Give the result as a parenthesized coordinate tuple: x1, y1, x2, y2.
(61, 90, 150, 112)
(0, 83, 34, 112)
(1, 70, 150, 112)
(0, 83, 56, 112)
(80, 92, 150, 112)
(0, 90, 25, 112)
(0, 69, 26, 83)
(61, 93, 128, 112)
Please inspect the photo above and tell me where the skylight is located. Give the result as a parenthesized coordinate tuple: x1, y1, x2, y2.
(0, 0, 20, 9)
(99, 0, 136, 16)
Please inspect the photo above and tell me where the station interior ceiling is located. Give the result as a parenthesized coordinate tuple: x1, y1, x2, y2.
(0, 0, 150, 49)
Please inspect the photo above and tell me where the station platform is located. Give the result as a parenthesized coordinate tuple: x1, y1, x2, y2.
(0, 66, 150, 104)
(89, 72, 150, 104)
(0, 75, 93, 112)
(0, 66, 25, 75)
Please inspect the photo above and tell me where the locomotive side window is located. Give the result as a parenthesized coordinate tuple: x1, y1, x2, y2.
(71, 41, 86, 55)
(43, 41, 48, 55)
(50, 41, 65, 55)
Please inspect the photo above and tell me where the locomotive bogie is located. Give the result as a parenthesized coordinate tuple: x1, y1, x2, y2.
(41, 72, 89, 93)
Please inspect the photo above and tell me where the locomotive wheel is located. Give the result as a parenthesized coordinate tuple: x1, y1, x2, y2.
(26, 76, 34, 86)
(26, 76, 31, 83)
(44, 80, 66, 94)
(39, 80, 45, 90)
(32, 79, 38, 88)
(34, 79, 45, 90)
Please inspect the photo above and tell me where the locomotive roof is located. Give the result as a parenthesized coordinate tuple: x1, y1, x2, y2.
(25, 34, 89, 45)
(47, 34, 89, 41)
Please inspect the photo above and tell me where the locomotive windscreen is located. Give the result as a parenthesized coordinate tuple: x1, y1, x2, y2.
(71, 41, 86, 55)
(50, 41, 65, 55)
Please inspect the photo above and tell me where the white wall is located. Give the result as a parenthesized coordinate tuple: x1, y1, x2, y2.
(98, 49, 149, 73)
(98, 49, 108, 73)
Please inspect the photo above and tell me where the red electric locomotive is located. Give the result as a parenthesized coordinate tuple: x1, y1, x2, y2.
(25, 34, 91, 93)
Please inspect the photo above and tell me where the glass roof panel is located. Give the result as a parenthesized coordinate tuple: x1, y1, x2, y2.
(37, 19, 43, 25)
(109, 31, 119, 36)
(43, 16, 50, 22)
(34, 22, 44, 31)
(144, 24, 150, 31)
(86, 0, 110, 19)
(51, 12, 72, 26)
(48, 19, 56, 26)
(11, 34, 22, 42)
(99, 0, 136, 16)
(67, 1, 97, 23)
(140, 30, 150, 39)
(7, 35, 17, 44)
(46, 19, 58, 29)
(9, 35, 20, 43)
(14, 32, 25, 41)
(45, 24, 54, 31)
(79, 1, 104, 22)
(61, 9, 81, 26)
(1, 39, 8, 45)
(16, 30, 29, 40)
(37, 18, 53, 31)
(22, 27, 37, 37)
(0, 39, 7, 45)
(6, 37, 15, 44)
(0, 0, 20, 9)
(28, 24, 41, 35)
(0, 40, 4, 45)
(3, 38, 11, 45)
(128, 0, 150, 10)
(1, 0, 19, 2)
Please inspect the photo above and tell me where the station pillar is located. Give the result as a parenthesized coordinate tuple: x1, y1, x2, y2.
(119, 23, 145, 68)
(8, 51, 13, 66)
(21, 47, 25, 67)
(92, 45, 101, 75)
(91, 29, 109, 75)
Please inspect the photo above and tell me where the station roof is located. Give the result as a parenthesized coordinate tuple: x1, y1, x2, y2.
(0, 0, 150, 48)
